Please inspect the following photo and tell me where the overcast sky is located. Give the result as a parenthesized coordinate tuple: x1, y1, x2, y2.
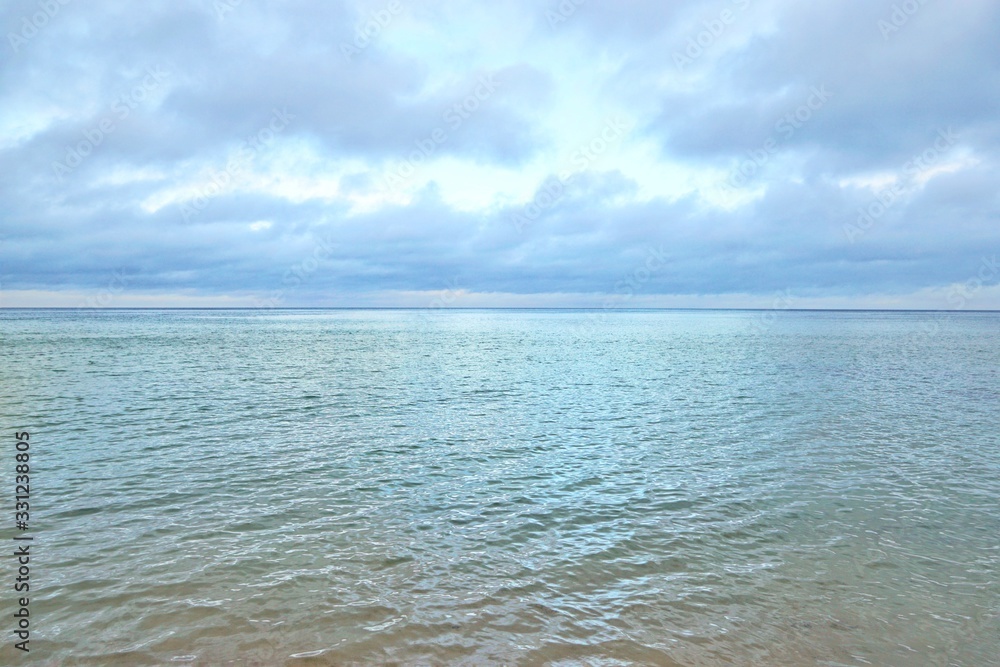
(2, 0, 999, 308)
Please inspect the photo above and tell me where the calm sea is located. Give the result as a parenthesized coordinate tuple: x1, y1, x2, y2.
(1, 309, 997, 666)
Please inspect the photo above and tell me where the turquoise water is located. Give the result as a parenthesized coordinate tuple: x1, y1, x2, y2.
(1, 309, 997, 666)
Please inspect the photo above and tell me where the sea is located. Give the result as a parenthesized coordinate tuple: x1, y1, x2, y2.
(1, 309, 997, 666)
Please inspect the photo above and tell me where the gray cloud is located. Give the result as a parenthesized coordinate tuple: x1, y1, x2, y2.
(1, 0, 998, 307)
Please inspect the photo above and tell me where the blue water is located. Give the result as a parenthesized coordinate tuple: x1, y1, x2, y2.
(1, 309, 997, 665)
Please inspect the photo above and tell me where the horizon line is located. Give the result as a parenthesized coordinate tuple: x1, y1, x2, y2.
(2, 307, 999, 313)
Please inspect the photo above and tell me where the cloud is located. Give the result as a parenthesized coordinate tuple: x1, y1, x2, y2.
(1, 0, 998, 308)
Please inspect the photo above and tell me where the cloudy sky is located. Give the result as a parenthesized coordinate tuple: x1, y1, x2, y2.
(2, 0, 999, 308)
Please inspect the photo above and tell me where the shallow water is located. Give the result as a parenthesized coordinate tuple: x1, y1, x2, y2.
(1, 309, 997, 665)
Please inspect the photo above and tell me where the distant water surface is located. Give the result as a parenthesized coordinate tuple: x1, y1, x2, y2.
(1, 309, 997, 666)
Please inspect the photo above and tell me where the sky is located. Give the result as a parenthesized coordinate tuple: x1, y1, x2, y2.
(1, 0, 999, 309)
